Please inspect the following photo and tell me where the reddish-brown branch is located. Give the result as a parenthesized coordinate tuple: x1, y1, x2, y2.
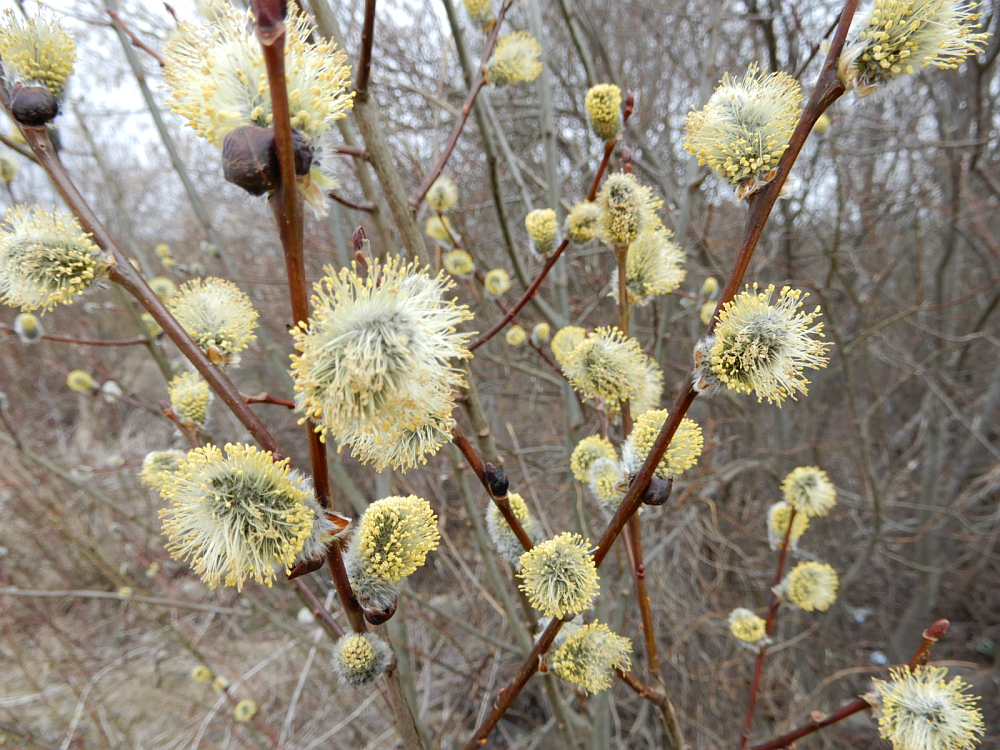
(355, 0, 378, 101)
(255, 10, 366, 634)
(739, 507, 798, 749)
(107, 9, 165, 68)
(410, 0, 514, 208)
(624, 517, 660, 673)
(334, 144, 369, 159)
(468, 136, 617, 351)
(11, 124, 285, 457)
(159, 403, 201, 450)
(329, 191, 376, 212)
(245, 392, 296, 408)
(471, 271, 562, 374)
(451, 425, 534, 552)
(748, 698, 871, 750)
(468, 241, 567, 351)
(749, 620, 951, 750)
(587, 140, 616, 201)
(0, 325, 147, 347)
(615, 668, 672, 707)
(461, 617, 563, 750)
(706, 0, 860, 336)
(464, 28, 858, 721)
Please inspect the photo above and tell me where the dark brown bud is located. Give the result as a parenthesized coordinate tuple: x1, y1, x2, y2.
(290, 130, 313, 176)
(353, 225, 368, 255)
(622, 146, 633, 174)
(10, 83, 58, 127)
(222, 126, 312, 196)
(640, 476, 673, 506)
(363, 598, 397, 625)
(223, 126, 278, 196)
(483, 462, 509, 497)
(353, 226, 371, 269)
(623, 91, 635, 124)
(286, 555, 326, 580)
(250, 0, 287, 32)
(923, 619, 950, 641)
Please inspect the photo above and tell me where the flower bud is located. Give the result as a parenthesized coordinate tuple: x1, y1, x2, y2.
(66, 369, 94, 392)
(13, 312, 41, 343)
(0, 153, 19, 183)
(425, 215, 453, 242)
(10, 83, 58, 127)
(0, 13, 76, 125)
(345, 495, 440, 612)
(443, 249, 473, 276)
(484, 462, 509, 497)
(550, 621, 631, 694)
(221, 126, 312, 196)
(570, 435, 616, 484)
(640, 476, 673, 506)
(149, 276, 177, 301)
(505, 324, 526, 346)
(463, 0, 495, 31)
(565, 201, 603, 243)
(700, 276, 719, 299)
(585, 84, 622, 141)
(525, 208, 559, 257)
(486, 492, 539, 567)
(530, 322, 550, 346)
(233, 698, 257, 723)
(333, 632, 391, 687)
(191, 665, 212, 683)
(483, 268, 510, 296)
(728, 608, 767, 646)
(551, 326, 586, 366)
(486, 32, 542, 86)
(363, 598, 397, 625)
(427, 175, 458, 212)
(519, 533, 599, 619)
(776, 561, 838, 612)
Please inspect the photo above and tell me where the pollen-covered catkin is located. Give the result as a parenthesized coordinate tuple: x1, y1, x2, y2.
(519, 533, 599, 619)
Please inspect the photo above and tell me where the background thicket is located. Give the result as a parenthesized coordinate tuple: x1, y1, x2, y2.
(0, 0, 998, 747)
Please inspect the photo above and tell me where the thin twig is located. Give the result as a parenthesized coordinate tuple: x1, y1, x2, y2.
(9, 122, 285, 457)
(587, 140, 616, 202)
(739, 507, 798, 749)
(253, 7, 366, 635)
(245, 392, 296, 408)
(462, 618, 564, 749)
(451, 424, 535, 552)
(748, 698, 871, 750)
(290, 579, 394, 708)
(0, 325, 147, 346)
(461, 1, 862, 743)
(468, 138, 617, 351)
(614, 668, 672, 708)
(908, 619, 950, 670)
(355, 0, 377, 101)
(329, 191, 376, 212)
(334, 144, 368, 159)
(107, 9, 165, 67)
(749, 620, 952, 750)
(410, 0, 514, 208)
(0, 132, 37, 162)
(0, 587, 246, 615)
